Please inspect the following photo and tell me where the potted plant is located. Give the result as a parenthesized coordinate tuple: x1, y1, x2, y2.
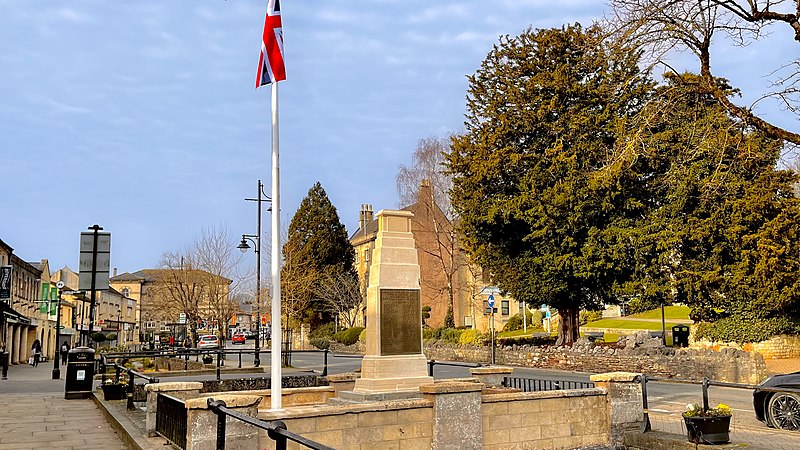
(101, 379, 128, 401)
(682, 403, 732, 444)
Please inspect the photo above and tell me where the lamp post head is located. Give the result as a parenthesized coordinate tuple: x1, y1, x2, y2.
(237, 237, 251, 253)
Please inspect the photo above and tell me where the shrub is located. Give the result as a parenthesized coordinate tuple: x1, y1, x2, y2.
(458, 329, 485, 346)
(422, 328, 437, 340)
(310, 322, 337, 339)
(439, 328, 462, 344)
(579, 309, 604, 326)
(358, 328, 367, 342)
(694, 316, 799, 344)
(503, 310, 544, 332)
(105, 333, 117, 341)
(91, 332, 106, 343)
(309, 338, 330, 350)
(333, 327, 365, 346)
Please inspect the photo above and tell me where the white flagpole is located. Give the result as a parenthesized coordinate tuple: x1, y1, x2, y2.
(270, 80, 283, 411)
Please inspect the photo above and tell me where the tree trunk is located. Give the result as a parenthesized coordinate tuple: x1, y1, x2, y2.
(555, 306, 580, 345)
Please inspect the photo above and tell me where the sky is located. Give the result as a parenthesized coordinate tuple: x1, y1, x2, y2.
(0, 0, 796, 276)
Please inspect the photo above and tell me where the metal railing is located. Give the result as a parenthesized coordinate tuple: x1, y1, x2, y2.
(156, 393, 187, 449)
(427, 359, 482, 377)
(502, 376, 595, 392)
(639, 374, 800, 434)
(207, 398, 333, 450)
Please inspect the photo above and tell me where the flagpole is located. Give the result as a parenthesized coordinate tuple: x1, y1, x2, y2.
(270, 81, 283, 411)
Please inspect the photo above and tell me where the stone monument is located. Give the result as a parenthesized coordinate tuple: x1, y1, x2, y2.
(352, 209, 433, 394)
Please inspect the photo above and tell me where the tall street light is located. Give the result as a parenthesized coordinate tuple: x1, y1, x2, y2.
(117, 307, 122, 348)
(52, 281, 65, 380)
(239, 179, 271, 368)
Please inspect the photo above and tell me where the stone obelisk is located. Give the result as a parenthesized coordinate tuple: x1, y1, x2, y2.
(353, 209, 433, 393)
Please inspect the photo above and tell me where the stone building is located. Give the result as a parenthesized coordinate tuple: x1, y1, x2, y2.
(0, 239, 44, 366)
(110, 269, 231, 344)
(350, 182, 520, 332)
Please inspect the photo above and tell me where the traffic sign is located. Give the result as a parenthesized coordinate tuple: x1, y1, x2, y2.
(487, 294, 495, 309)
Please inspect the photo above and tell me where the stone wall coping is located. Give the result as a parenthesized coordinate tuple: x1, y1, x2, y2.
(470, 366, 514, 375)
(326, 372, 360, 382)
(419, 381, 485, 394)
(482, 387, 607, 404)
(144, 381, 203, 393)
(185, 394, 261, 410)
(258, 398, 432, 421)
(589, 372, 642, 383)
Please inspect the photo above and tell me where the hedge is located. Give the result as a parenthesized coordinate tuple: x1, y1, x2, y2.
(694, 316, 800, 344)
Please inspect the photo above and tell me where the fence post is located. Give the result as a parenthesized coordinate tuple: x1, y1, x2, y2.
(127, 371, 135, 411)
(216, 351, 221, 381)
(640, 375, 651, 433)
(208, 398, 227, 450)
(322, 349, 328, 376)
(267, 420, 288, 450)
(428, 359, 435, 377)
(702, 377, 710, 412)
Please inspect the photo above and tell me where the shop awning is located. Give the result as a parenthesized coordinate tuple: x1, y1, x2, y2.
(0, 301, 31, 325)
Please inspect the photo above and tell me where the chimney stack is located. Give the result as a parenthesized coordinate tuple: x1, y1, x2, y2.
(359, 204, 374, 231)
(113, 267, 117, 277)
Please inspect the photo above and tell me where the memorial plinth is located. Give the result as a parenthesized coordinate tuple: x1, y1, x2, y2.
(352, 210, 433, 393)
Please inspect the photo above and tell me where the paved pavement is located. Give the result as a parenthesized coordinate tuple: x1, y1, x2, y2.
(764, 357, 800, 376)
(0, 361, 127, 450)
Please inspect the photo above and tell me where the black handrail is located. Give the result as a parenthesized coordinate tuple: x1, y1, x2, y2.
(427, 359, 482, 377)
(207, 398, 334, 450)
(638, 374, 800, 433)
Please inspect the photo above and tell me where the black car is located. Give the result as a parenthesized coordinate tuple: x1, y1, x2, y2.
(754, 371, 800, 430)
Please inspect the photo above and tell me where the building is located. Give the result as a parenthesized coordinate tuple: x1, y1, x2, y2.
(0, 239, 44, 366)
(110, 268, 232, 344)
(349, 181, 521, 332)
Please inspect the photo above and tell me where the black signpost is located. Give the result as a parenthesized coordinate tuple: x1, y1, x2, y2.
(79, 225, 110, 347)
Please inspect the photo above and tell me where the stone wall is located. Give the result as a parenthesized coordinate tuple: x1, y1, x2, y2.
(692, 334, 800, 360)
(424, 342, 766, 384)
(154, 356, 206, 371)
(482, 389, 610, 449)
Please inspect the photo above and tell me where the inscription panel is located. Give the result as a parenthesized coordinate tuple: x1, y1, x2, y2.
(380, 289, 422, 355)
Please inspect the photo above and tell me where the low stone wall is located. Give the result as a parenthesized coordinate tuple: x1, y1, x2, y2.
(424, 342, 766, 384)
(692, 334, 800, 360)
(154, 356, 206, 371)
(482, 388, 610, 449)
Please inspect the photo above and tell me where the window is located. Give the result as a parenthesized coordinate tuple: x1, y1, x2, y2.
(501, 300, 510, 316)
(364, 249, 370, 263)
(464, 316, 473, 327)
(121, 287, 130, 297)
(483, 301, 497, 315)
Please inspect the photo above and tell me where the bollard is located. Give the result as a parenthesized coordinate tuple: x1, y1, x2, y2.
(238, 350, 242, 369)
(216, 351, 221, 381)
(1, 351, 8, 380)
(428, 359, 435, 377)
(101, 359, 106, 385)
(322, 349, 328, 376)
(702, 377, 710, 412)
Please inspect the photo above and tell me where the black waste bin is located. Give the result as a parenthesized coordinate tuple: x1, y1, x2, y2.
(65, 347, 95, 399)
(672, 325, 690, 348)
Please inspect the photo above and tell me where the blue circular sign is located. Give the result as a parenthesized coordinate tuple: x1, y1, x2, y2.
(487, 294, 495, 308)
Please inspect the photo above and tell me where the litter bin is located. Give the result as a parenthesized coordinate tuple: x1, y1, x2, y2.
(65, 347, 95, 399)
(672, 325, 690, 348)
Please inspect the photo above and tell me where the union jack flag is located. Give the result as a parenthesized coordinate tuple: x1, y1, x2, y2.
(256, 0, 285, 87)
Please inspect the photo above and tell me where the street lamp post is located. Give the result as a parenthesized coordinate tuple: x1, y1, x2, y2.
(117, 308, 121, 348)
(239, 179, 271, 368)
(52, 281, 65, 380)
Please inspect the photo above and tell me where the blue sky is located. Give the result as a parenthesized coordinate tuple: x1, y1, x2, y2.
(0, 0, 795, 274)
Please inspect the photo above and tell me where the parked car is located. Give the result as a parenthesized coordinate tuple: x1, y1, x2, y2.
(198, 335, 220, 349)
(231, 333, 246, 345)
(243, 330, 256, 339)
(754, 371, 800, 430)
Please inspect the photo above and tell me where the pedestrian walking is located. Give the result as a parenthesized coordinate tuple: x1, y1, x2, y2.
(60, 341, 70, 365)
(30, 339, 42, 367)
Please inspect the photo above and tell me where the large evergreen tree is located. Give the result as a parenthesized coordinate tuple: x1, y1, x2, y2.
(447, 24, 653, 344)
(282, 182, 356, 326)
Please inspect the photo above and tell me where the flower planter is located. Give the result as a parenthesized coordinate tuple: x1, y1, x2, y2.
(683, 414, 731, 444)
(101, 383, 128, 401)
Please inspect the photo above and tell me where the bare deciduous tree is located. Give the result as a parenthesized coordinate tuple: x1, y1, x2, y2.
(608, 0, 800, 145)
(316, 270, 365, 329)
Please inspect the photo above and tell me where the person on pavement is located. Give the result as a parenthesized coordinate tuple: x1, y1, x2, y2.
(60, 341, 70, 365)
(30, 339, 42, 367)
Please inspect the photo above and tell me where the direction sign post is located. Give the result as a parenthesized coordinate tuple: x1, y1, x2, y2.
(79, 225, 110, 347)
